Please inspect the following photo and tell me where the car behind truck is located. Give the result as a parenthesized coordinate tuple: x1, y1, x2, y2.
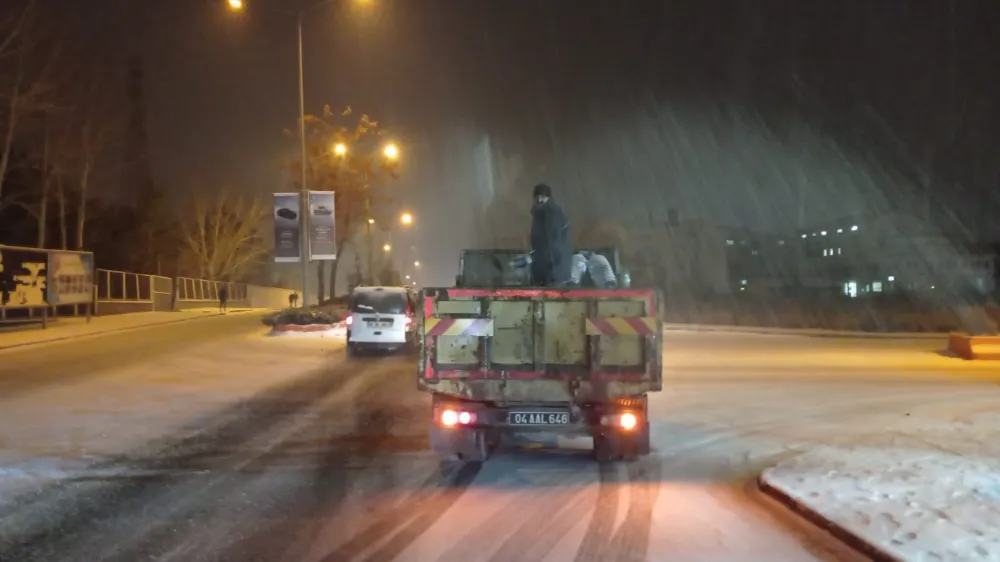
(418, 248, 662, 463)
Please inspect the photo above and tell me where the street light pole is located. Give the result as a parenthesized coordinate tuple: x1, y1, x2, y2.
(297, 12, 311, 307)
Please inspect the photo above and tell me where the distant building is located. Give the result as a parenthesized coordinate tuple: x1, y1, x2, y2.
(791, 211, 996, 298)
(627, 218, 729, 301)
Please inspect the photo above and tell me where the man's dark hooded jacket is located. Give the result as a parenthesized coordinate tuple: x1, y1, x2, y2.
(529, 184, 572, 285)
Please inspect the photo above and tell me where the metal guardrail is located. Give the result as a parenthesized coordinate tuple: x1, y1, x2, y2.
(96, 269, 171, 303)
(175, 276, 247, 302)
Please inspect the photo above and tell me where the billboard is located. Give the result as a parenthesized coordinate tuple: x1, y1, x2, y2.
(308, 191, 336, 260)
(273, 192, 302, 263)
(0, 245, 49, 308)
(47, 251, 95, 305)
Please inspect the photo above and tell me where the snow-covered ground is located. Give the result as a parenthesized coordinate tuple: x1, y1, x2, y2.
(0, 332, 342, 505)
(3, 326, 999, 561)
(764, 443, 1000, 561)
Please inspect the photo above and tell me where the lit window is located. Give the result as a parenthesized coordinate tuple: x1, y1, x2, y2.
(823, 249, 828, 256)
(741, 279, 747, 285)
(812, 233, 817, 237)
(726, 239, 734, 245)
(837, 228, 843, 233)
(778, 240, 785, 245)
(801, 234, 807, 239)
(872, 282, 883, 292)
(821, 231, 827, 236)
(888, 275, 895, 282)
(851, 225, 858, 231)
(751, 250, 758, 255)
(837, 248, 841, 255)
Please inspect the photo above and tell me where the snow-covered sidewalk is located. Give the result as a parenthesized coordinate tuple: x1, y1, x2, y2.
(762, 446, 1000, 561)
(0, 308, 258, 350)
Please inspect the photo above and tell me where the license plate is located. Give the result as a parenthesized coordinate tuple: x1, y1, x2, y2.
(366, 320, 392, 327)
(509, 412, 570, 426)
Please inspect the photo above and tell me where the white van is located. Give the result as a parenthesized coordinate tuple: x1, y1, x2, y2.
(345, 286, 418, 355)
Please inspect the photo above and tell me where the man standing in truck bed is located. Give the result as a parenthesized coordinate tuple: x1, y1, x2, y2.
(530, 183, 572, 286)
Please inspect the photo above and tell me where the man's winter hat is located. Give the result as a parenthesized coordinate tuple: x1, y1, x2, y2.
(533, 183, 552, 198)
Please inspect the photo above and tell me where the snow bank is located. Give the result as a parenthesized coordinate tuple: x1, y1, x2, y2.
(267, 322, 346, 338)
(762, 446, 1000, 562)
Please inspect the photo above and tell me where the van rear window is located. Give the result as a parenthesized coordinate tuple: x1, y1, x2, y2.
(351, 292, 408, 314)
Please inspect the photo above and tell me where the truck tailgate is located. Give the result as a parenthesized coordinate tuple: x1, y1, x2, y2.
(418, 287, 662, 403)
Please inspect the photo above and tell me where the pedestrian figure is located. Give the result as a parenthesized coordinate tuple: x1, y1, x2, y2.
(291, 292, 299, 307)
(529, 183, 572, 286)
(219, 285, 229, 314)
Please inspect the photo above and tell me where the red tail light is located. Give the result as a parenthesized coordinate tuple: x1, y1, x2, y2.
(404, 315, 413, 327)
(345, 315, 353, 326)
(438, 408, 476, 427)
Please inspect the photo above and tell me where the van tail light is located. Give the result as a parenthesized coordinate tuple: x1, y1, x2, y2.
(404, 315, 413, 327)
(345, 315, 353, 326)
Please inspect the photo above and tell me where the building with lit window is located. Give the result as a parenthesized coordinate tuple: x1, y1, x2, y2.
(792, 211, 995, 298)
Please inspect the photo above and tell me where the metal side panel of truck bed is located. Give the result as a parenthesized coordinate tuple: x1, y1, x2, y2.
(417, 287, 663, 404)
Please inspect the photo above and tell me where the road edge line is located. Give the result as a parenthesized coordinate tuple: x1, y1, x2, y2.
(756, 475, 902, 562)
(662, 323, 945, 340)
(0, 310, 263, 352)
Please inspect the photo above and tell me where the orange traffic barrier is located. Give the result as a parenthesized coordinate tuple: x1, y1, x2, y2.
(948, 333, 1000, 360)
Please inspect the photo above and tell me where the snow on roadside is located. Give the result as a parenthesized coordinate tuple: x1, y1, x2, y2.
(763, 446, 1000, 562)
(267, 322, 347, 339)
(0, 335, 338, 506)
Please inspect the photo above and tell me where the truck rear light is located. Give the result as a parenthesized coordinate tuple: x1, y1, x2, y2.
(439, 408, 476, 427)
(441, 409, 459, 427)
(345, 315, 353, 326)
(619, 412, 638, 430)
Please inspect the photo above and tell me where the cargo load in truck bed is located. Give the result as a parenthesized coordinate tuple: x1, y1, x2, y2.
(418, 286, 662, 405)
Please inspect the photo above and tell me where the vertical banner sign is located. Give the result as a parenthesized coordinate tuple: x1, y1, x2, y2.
(273, 192, 302, 263)
(0, 245, 49, 308)
(47, 251, 95, 305)
(309, 191, 337, 260)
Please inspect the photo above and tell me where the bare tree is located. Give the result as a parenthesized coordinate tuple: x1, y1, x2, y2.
(178, 189, 271, 281)
(286, 105, 401, 299)
(0, 0, 51, 209)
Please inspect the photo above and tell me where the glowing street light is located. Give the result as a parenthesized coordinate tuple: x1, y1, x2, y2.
(400, 212, 413, 226)
(413, 260, 420, 267)
(227, 0, 244, 10)
(383, 244, 391, 252)
(383, 143, 399, 160)
(368, 218, 375, 224)
(405, 274, 411, 280)
(333, 142, 347, 156)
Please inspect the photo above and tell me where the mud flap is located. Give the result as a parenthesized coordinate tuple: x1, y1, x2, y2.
(430, 425, 492, 463)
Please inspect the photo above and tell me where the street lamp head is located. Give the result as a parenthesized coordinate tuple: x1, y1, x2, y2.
(226, 0, 244, 10)
(333, 142, 347, 156)
(368, 218, 375, 225)
(383, 244, 391, 252)
(414, 260, 420, 267)
(383, 143, 399, 160)
(400, 212, 413, 225)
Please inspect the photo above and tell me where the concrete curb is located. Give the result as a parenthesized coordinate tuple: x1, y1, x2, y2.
(757, 475, 901, 562)
(663, 323, 945, 340)
(0, 309, 261, 352)
(270, 324, 335, 332)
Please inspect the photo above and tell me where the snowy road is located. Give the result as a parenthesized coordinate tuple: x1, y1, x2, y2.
(1, 327, 997, 561)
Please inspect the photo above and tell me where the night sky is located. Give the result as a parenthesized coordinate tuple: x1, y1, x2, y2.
(66, 0, 1000, 275)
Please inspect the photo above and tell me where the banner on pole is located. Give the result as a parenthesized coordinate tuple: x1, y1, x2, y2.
(47, 250, 95, 305)
(273, 192, 302, 263)
(308, 191, 337, 261)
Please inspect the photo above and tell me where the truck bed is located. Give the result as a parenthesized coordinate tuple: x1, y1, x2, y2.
(418, 287, 662, 404)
